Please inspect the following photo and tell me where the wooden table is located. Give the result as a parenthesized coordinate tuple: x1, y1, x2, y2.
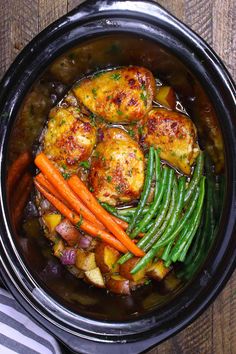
(0, 1, 235, 353)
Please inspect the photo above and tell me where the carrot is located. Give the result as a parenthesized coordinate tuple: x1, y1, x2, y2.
(37, 172, 128, 230)
(13, 172, 32, 206)
(34, 180, 127, 253)
(68, 175, 145, 257)
(7, 151, 32, 195)
(110, 216, 144, 236)
(109, 214, 144, 236)
(34, 153, 103, 229)
(35, 173, 105, 230)
(13, 174, 33, 229)
(35, 173, 68, 204)
(110, 215, 128, 229)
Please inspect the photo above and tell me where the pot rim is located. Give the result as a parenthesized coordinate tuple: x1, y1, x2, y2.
(0, 0, 235, 350)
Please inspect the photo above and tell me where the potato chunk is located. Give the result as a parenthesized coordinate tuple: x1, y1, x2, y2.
(95, 243, 119, 273)
(155, 86, 176, 110)
(106, 275, 130, 295)
(119, 257, 147, 282)
(75, 250, 96, 271)
(73, 66, 156, 123)
(143, 108, 200, 174)
(85, 267, 105, 288)
(146, 260, 170, 281)
(43, 213, 61, 233)
(43, 106, 96, 173)
(89, 128, 145, 205)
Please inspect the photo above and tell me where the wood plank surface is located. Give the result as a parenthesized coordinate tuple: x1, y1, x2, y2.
(0, 1, 235, 354)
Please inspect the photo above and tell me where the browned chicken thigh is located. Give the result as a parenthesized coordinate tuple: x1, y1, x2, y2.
(143, 108, 200, 174)
(43, 106, 97, 173)
(73, 66, 156, 123)
(89, 128, 145, 205)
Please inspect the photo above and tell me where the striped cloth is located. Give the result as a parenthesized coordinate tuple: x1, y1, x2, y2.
(0, 288, 62, 354)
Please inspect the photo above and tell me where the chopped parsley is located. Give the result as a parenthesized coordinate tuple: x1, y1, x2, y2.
(111, 73, 121, 81)
(79, 161, 90, 169)
(89, 112, 96, 126)
(92, 88, 97, 97)
(107, 176, 112, 183)
(140, 92, 147, 106)
(60, 119, 66, 126)
(89, 186, 95, 192)
(94, 151, 100, 158)
(115, 185, 122, 193)
(76, 215, 83, 228)
(62, 172, 70, 180)
(138, 126, 144, 135)
(141, 84, 146, 91)
(128, 129, 135, 138)
(117, 109, 123, 116)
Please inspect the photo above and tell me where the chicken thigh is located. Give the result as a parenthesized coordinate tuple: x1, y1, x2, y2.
(143, 108, 200, 174)
(73, 66, 156, 123)
(43, 106, 97, 173)
(89, 128, 145, 205)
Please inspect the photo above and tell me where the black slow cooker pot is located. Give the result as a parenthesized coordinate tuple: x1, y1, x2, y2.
(0, 1, 235, 353)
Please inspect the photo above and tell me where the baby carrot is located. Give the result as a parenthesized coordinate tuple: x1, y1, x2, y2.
(68, 175, 145, 257)
(36, 173, 124, 229)
(34, 153, 103, 228)
(35, 173, 68, 203)
(7, 151, 32, 195)
(34, 180, 127, 253)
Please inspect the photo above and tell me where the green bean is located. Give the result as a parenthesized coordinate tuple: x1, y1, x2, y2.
(118, 168, 173, 265)
(170, 176, 205, 262)
(181, 222, 207, 279)
(143, 179, 178, 252)
(161, 186, 200, 261)
(153, 176, 186, 246)
(162, 227, 189, 267)
(139, 169, 174, 246)
(184, 152, 204, 204)
(162, 241, 174, 263)
(101, 203, 131, 223)
(130, 153, 164, 239)
(183, 220, 203, 265)
(130, 176, 186, 275)
(116, 206, 149, 217)
(153, 149, 161, 201)
(140, 219, 155, 233)
(126, 147, 155, 235)
(138, 177, 178, 268)
(180, 186, 210, 279)
(179, 215, 203, 262)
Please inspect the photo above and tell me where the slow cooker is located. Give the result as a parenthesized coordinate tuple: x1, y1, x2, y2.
(0, 1, 235, 353)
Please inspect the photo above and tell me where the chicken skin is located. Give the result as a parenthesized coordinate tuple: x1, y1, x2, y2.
(143, 108, 200, 175)
(89, 128, 145, 205)
(43, 106, 97, 173)
(73, 66, 156, 123)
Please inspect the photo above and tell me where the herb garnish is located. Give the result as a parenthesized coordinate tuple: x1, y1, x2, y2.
(79, 161, 90, 169)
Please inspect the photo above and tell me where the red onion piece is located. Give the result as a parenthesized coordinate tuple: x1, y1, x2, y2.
(60, 248, 77, 265)
(56, 219, 80, 246)
(77, 234, 92, 249)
